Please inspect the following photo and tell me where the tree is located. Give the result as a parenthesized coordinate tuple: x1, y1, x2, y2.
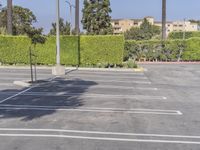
(49, 18, 71, 35)
(162, 0, 167, 40)
(82, 0, 113, 35)
(125, 19, 161, 40)
(0, 5, 37, 35)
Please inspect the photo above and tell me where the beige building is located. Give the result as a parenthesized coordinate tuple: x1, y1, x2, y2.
(111, 17, 199, 36)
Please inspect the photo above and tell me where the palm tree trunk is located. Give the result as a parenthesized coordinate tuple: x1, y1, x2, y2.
(162, 0, 166, 40)
(7, 0, 12, 35)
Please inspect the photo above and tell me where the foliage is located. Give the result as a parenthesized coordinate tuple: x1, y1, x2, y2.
(182, 37, 200, 61)
(82, 0, 113, 35)
(0, 5, 37, 35)
(125, 39, 189, 61)
(25, 27, 46, 45)
(122, 60, 137, 68)
(125, 18, 161, 40)
(80, 35, 124, 65)
(168, 31, 200, 39)
(0, 35, 124, 65)
(49, 18, 71, 35)
(0, 27, 7, 35)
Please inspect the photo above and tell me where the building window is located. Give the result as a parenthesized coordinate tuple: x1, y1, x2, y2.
(114, 22, 119, 25)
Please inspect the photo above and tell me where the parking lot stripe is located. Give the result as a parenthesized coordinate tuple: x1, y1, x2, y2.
(63, 79, 152, 84)
(0, 86, 34, 104)
(0, 77, 57, 104)
(67, 74, 148, 80)
(1, 92, 166, 100)
(0, 128, 199, 139)
(0, 133, 199, 144)
(0, 105, 182, 115)
(36, 84, 158, 91)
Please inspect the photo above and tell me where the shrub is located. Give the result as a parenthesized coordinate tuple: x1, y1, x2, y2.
(125, 39, 188, 61)
(168, 31, 200, 39)
(0, 35, 124, 66)
(80, 35, 124, 65)
(182, 37, 200, 61)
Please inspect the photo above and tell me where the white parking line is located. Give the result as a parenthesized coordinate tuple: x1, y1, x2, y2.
(0, 128, 198, 139)
(63, 79, 152, 84)
(67, 75, 148, 80)
(0, 87, 35, 104)
(1, 92, 166, 100)
(0, 133, 200, 145)
(0, 132, 199, 144)
(0, 77, 56, 104)
(0, 105, 182, 115)
(37, 84, 158, 91)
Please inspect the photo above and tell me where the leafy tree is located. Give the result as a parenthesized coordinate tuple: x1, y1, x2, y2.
(125, 18, 161, 40)
(82, 0, 113, 35)
(25, 27, 46, 46)
(0, 5, 37, 35)
(49, 18, 71, 35)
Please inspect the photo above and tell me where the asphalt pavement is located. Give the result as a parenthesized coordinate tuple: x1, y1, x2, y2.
(0, 65, 200, 150)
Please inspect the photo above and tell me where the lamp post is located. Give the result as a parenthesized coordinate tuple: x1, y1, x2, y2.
(52, 0, 65, 76)
(75, 0, 79, 35)
(56, 0, 60, 65)
(66, 1, 75, 35)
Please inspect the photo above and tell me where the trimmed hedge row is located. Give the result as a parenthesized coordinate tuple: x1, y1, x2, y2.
(168, 31, 200, 39)
(125, 38, 200, 61)
(80, 35, 124, 65)
(0, 35, 124, 65)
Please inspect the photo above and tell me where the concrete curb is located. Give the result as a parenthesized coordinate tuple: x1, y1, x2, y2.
(13, 81, 31, 87)
(0, 66, 144, 72)
(133, 67, 145, 72)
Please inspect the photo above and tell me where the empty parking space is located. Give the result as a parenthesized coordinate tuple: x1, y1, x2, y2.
(0, 66, 200, 149)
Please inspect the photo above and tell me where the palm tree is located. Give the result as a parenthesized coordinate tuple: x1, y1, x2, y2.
(162, 0, 166, 40)
(7, 0, 12, 34)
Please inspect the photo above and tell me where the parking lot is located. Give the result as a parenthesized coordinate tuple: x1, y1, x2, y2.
(0, 64, 200, 150)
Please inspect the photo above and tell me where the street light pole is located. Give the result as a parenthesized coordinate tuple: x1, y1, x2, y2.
(66, 1, 75, 35)
(56, 0, 60, 65)
(75, 0, 79, 35)
(52, 0, 65, 76)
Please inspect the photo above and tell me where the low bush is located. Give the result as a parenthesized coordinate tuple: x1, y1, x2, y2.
(80, 35, 124, 65)
(125, 39, 192, 61)
(0, 35, 124, 66)
(168, 31, 200, 39)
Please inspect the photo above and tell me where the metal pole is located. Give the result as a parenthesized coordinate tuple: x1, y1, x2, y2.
(56, 0, 60, 65)
(29, 47, 33, 83)
(70, 5, 73, 35)
(75, 0, 79, 35)
(162, 0, 166, 40)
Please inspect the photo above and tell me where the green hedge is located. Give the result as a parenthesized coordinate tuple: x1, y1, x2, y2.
(168, 31, 200, 39)
(80, 35, 124, 65)
(0, 35, 124, 65)
(0, 36, 79, 65)
(124, 39, 200, 61)
(183, 38, 200, 61)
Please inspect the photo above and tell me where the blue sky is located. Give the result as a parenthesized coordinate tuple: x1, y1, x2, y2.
(1, 0, 200, 33)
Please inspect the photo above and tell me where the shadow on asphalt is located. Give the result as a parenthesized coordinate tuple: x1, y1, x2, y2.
(0, 77, 97, 121)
